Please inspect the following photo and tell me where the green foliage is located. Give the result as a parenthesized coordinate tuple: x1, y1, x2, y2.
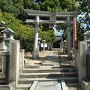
(0, 0, 78, 16)
(0, 0, 23, 16)
(78, 1, 89, 12)
(77, 25, 84, 41)
(62, 0, 76, 11)
(0, 11, 34, 51)
(40, 0, 62, 11)
(33, 3, 40, 10)
(39, 29, 55, 43)
(23, 0, 34, 9)
(40, 0, 77, 11)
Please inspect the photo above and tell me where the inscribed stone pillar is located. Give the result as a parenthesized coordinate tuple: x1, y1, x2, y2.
(78, 41, 87, 83)
(9, 40, 20, 86)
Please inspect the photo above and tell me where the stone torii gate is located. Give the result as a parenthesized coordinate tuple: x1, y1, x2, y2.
(24, 9, 80, 59)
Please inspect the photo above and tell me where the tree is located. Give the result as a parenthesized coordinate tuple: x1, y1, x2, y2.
(76, 0, 90, 41)
(0, 0, 24, 17)
(33, 3, 40, 10)
(23, 0, 33, 9)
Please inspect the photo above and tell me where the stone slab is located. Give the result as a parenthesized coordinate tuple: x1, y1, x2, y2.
(35, 81, 61, 90)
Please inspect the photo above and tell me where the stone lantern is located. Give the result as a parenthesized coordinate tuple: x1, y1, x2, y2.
(0, 21, 7, 81)
(84, 31, 90, 49)
(84, 31, 90, 41)
(84, 31, 90, 81)
(1, 28, 15, 40)
(1, 28, 15, 48)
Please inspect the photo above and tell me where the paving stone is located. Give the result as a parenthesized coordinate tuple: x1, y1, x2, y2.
(35, 81, 61, 90)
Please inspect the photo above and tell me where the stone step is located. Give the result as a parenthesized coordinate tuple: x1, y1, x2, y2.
(65, 83, 80, 87)
(20, 72, 78, 78)
(25, 65, 40, 68)
(60, 65, 75, 68)
(19, 77, 78, 84)
(16, 84, 32, 90)
(19, 80, 33, 84)
(22, 68, 76, 73)
(41, 64, 54, 66)
(41, 62, 59, 64)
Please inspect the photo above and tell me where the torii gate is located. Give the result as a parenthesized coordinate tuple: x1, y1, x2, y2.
(24, 9, 80, 59)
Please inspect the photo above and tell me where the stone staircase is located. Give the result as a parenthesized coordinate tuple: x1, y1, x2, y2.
(16, 65, 79, 90)
(16, 51, 79, 90)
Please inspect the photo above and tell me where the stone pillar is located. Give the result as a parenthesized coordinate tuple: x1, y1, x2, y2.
(0, 36, 7, 78)
(9, 40, 20, 86)
(67, 17, 72, 59)
(32, 15, 39, 59)
(19, 49, 25, 71)
(0, 52, 6, 75)
(78, 41, 87, 83)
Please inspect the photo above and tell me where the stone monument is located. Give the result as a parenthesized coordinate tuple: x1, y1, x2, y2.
(0, 21, 15, 90)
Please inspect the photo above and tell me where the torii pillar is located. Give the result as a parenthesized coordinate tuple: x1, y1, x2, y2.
(67, 17, 72, 59)
(32, 15, 39, 59)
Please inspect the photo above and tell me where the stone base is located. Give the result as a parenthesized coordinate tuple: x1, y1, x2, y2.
(81, 80, 90, 90)
(0, 82, 15, 90)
